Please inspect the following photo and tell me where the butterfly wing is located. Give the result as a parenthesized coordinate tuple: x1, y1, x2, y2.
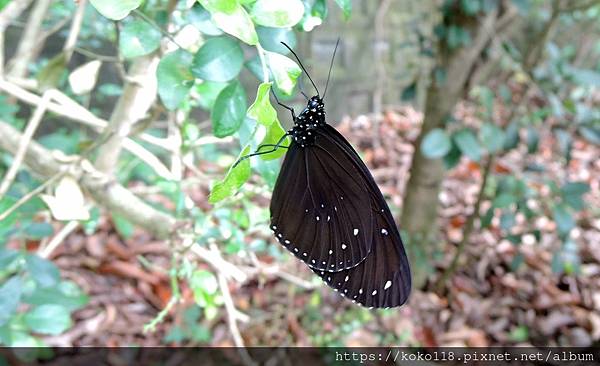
(312, 125, 412, 308)
(270, 133, 374, 272)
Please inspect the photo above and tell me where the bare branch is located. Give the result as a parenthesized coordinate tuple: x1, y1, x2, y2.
(0, 119, 178, 239)
(0, 90, 52, 197)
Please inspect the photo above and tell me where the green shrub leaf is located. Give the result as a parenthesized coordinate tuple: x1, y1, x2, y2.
(213, 5, 258, 45)
(333, 0, 352, 19)
(247, 82, 278, 126)
(250, 0, 305, 28)
(25, 254, 60, 288)
(119, 19, 161, 59)
(89, 0, 142, 20)
(421, 128, 451, 158)
(192, 37, 244, 82)
(0, 277, 22, 326)
(24, 304, 72, 335)
(256, 26, 297, 54)
(259, 121, 289, 160)
(265, 51, 301, 95)
(208, 147, 251, 203)
(157, 50, 194, 110)
(480, 123, 505, 153)
(453, 128, 482, 161)
(211, 81, 247, 137)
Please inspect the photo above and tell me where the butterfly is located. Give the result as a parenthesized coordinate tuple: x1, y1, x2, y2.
(237, 40, 411, 308)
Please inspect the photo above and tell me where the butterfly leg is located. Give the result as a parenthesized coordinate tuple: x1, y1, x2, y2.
(271, 90, 296, 121)
(232, 133, 290, 168)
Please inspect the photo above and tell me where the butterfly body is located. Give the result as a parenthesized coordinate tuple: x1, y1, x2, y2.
(260, 41, 410, 308)
(289, 96, 325, 148)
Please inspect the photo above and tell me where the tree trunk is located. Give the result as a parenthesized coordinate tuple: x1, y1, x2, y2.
(401, 8, 501, 288)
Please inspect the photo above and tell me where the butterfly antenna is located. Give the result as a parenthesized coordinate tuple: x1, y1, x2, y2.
(281, 42, 319, 96)
(323, 38, 340, 100)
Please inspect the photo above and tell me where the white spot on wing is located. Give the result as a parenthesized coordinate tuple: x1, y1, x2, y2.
(316, 216, 320, 221)
(372, 290, 377, 295)
(327, 215, 330, 222)
(384, 280, 392, 290)
(329, 249, 333, 255)
(344, 275, 349, 282)
(353, 229, 359, 236)
(381, 228, 388, 235)
(359, 288, 363, 294)
(341, 243, 347, 250)
(284, 240, 290, 244)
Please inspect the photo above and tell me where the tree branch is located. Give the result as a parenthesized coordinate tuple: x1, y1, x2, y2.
(0, 119, 177, 239)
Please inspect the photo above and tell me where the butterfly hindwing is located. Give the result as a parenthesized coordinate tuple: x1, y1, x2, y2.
(311, 125, 412, 308)
(270, 131, 373, 272)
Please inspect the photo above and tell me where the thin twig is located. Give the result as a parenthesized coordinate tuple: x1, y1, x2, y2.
(0, 174, 62, 222)
(0, 90, 52, 197)
(38, 220, 80, 258)
(63, 0, 87, 60)
(434, 155, 494, 293)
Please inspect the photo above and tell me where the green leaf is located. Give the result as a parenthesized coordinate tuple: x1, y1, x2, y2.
(195, 81, 229, 110)
(24, 222, 54, 239)
(25, 254, 60, 288)
(492, 193, 516, 209)
(0, 249, 20, 269)
(119, 19, 161, 59)
(509, 325, 529, 342)
(499, 211, 515, 231)
(24, 304, 72, 335)
(89, 0, 142, 20)
(333, 0, 352, 20)
(453, 128, 482, 161)
(553, 205, 575, 235)
(259, 121, 289, 160)
(265, 51, 301, 95)
(480, 123, 504, 153)
(190, 270, 218, 295)
(211, 81, 247, 137)
(188, 4, 223, 36)
(192, 37, 244, 82)
(526, 126, 539, 154)
(250, 0, 305, 28)
(420, 128, 451, 158)
(208, 147, 251, 203)
(197, 0, 239, 14)
(111, 213, 135, 239)
(0, 277, 22, 326)
(247, 82, 278, 126)
(503, 121, 520, 150)
(210, 4, 258, 45)
(24, 281, 89, 312)
(256, 26, 296, 54)
(578, 125, 600, 145)
(37, 52, 67, 91)
(157, 50, 194, 110)
(311, 0, 328, 20)
(555, 129, 572, 162)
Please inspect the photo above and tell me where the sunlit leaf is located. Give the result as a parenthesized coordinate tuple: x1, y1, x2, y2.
(247, 82, 278, 126)
(333, 0, 352, 19)
(68, 60, 102, 95)
(119, 19, 161, 59)
(265, 51, 301, 95)
(250, 0, 305, 28)
(89, 0, 142, 20)
(259, 121, 289, 160)
(208, 147, 251, 203)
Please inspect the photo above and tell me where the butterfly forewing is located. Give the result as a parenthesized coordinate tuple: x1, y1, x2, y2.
(270, 133, 373, 272)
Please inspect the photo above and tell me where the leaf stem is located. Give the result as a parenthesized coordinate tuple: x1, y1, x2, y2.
(256, 43, 270, 84)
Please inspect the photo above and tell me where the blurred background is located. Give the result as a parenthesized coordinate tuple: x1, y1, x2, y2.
(0, 0, 599, 353)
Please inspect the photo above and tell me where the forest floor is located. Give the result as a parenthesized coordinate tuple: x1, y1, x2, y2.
(38, 103, 600, 348)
